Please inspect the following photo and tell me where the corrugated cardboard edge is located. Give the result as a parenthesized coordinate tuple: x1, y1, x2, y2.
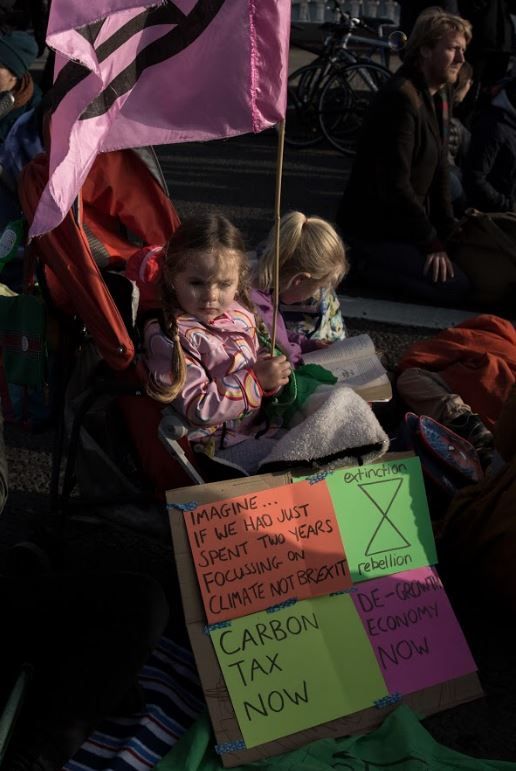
(167, 456, 483, 768)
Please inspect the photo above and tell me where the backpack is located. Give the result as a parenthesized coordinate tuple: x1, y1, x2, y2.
(403, 412, 483, 500)
(451, 210, 516, 308)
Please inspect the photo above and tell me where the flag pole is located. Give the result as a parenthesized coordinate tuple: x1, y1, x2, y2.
(270, 118, 285, 354)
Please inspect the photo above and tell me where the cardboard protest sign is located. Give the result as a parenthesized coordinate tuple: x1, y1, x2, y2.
(327, 457, 436, 582)
(209, 594, 388, 748)
(167, 460, 483, 767)
(353, 566, 477, 695)
(179, 479, 351, 623)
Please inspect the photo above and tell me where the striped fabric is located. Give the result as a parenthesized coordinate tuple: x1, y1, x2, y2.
(65, 636, 205, 771)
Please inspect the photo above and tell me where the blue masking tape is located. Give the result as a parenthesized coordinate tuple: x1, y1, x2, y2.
(166, 501, 199, 512)
(266, 598, 298, 613)
(215, 739, 246, 755)
(307, 471, 329, 484)
(204, 620, 232, 634)
(330, 587, 357, 596)
(374, 692, 402, 709)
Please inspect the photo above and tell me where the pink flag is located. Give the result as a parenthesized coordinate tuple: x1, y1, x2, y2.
(30, 0, 291, 237)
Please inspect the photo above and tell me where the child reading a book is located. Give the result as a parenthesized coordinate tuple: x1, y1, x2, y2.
(142, 213, 388, 473)
(251, 212, 349, 366)
(251, 212, 391, 405)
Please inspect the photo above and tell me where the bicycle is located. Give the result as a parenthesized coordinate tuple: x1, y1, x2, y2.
(286, 5, 406, 151)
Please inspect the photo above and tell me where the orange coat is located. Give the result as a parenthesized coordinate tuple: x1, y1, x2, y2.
(398, 315, 516, 429)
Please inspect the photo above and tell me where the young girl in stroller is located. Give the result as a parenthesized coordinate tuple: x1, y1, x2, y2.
(143, 212, 292, 473)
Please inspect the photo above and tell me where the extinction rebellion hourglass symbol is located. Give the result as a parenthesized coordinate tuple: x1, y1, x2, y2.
(360, 478, 410, 557)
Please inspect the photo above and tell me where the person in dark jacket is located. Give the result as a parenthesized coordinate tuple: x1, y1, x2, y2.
(0, 29, 41, 143)
(336, 9, 472, 306)
(464, 77, 516, 212)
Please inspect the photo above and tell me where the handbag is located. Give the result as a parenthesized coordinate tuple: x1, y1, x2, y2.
(451, 209, 516, 307)
(403, 412, 483, 498)
(0, 289, 47, 387)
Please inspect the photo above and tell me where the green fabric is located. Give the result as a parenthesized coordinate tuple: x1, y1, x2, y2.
(263, 363, 337, 426)
(257, 326, 337, 427)
(155, 705, 516, 771)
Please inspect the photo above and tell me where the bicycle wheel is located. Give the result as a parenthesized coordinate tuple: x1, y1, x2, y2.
(318, 62, 390, 155)
(285, 62, 330, 148)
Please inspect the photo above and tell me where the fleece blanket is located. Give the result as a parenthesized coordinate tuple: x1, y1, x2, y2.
(260, 385, 389, 470)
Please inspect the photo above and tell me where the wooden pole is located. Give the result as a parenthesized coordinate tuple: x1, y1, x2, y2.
(271, 118, 286, 353)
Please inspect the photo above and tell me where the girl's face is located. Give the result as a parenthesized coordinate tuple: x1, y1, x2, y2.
(173, 250, 240, 323)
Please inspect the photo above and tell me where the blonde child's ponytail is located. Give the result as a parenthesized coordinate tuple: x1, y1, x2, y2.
(255, 211, 348, 292)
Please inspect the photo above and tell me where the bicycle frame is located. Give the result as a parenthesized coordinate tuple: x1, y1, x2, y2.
(285, 6, 401, 149)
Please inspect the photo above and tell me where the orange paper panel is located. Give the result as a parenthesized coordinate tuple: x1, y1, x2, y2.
(181, 479, 352, 623)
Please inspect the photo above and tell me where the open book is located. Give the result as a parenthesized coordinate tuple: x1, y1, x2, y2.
(302, 333, 392, 402)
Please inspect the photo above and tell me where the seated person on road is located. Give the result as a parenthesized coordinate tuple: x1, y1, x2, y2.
(0, 29, 40, 143)
(336, 9, 472, 307)
(463, 76, 516, 213)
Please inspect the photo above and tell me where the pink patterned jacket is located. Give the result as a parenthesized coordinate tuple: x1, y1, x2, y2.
(144, 302, 267, 450)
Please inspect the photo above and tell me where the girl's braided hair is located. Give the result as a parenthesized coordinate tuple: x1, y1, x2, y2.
(146, 212, 254, 403)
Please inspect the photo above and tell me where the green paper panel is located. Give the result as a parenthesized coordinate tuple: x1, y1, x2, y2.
(210, 594, 388, 748)
(325, 457, 437, 582)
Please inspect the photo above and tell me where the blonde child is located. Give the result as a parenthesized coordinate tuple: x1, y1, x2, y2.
(252, 211, 349, 366)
